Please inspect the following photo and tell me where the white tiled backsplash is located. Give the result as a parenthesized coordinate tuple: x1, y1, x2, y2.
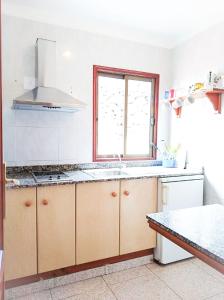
(3, 15, 171, 166)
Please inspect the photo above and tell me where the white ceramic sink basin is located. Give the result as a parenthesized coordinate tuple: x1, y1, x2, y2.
(83, 168, 128, 178)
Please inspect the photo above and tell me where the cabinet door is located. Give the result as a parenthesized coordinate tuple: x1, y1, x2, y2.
(4, 188, 37, 280)
(120, 178, 157, 255)
(76, 181, 119, 264)
(37, 185, 75, 273)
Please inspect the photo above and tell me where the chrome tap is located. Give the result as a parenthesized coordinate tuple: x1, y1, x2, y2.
(117, 153, 122, 164)
(114, 154, 126, 169)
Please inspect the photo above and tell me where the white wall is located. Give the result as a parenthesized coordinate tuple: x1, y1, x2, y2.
(171, 22, 224, 205)
(3, 15, 172, 166)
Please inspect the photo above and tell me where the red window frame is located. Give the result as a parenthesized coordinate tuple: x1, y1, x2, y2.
(93, 65, 159, 162)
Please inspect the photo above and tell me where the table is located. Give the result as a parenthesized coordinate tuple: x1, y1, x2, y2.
(147, 204, 224, 274)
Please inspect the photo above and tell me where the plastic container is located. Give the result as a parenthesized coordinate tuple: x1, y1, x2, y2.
(162, 159, 177, 168)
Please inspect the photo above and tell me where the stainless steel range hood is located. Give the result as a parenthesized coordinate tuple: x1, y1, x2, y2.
(13, 38, 86, 112)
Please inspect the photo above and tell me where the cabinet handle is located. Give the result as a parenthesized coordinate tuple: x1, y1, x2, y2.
(24, 200, 32, 207)
(111, 192, 117, 197)
(123, 190, 130, 196)
(42, 199, 48, 205)
(162, 185, 168, 205)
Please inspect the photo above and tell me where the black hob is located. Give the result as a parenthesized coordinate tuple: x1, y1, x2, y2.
(32, 171, 70, 183)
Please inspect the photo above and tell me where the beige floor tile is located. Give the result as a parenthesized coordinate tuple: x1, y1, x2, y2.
(109, 273, 181, 300)
(147, 260, 224, 300)
(53, 267, 105, 288)
(5, 279, 54, 299)
(50, 277, 112, 300)
(146, 259, 191, 273)
(65, 289, 116, 299)
(208, 293, 224, 300)
(105, 255, 152, 274)
(103, 265, 151, 285)
(16, 290, 52, 300)
(192, 258, 224, 282)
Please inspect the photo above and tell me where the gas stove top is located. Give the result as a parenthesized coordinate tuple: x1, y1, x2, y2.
(32, 171, 70, 183)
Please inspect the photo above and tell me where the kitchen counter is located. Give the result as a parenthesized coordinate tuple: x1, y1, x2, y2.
(147, 204, 224, 274)
(6, 166, 203, 189)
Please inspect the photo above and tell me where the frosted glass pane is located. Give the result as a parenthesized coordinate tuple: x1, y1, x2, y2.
(126, 79, 152, 155)
(97, 76, 125, 155)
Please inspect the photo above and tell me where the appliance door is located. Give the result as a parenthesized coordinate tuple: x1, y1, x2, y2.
(154, 175, 204, 264)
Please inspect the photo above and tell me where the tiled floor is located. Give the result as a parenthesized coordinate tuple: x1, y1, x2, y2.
(7, 259, 224, 300)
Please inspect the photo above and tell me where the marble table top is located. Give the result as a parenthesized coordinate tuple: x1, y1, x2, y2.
(147, 204, 224, 265)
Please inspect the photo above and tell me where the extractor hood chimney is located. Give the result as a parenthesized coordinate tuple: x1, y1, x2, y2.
(13, 38, 86, 112)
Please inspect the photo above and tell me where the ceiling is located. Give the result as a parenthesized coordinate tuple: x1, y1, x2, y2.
(3, 0, 224, 48)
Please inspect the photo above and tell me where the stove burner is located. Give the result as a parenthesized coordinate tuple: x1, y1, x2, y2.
(32, 171, 70, 183)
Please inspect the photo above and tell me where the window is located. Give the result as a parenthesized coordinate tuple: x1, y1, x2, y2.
(93, 65, 159, 161)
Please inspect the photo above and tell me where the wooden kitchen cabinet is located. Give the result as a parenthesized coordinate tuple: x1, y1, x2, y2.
(4, 177, 157, 280)
(76, 181, 120, 264)
(37, 185, 76, 273)
(4, 188, 37, 280)
(120, 178, 157, 254)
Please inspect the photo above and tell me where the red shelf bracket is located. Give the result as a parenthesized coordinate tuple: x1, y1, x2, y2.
(205, 90, 224, 113)
(169, 100, 182, 117)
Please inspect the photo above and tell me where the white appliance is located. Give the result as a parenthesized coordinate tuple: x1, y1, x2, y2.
(154, 174, 204, 264)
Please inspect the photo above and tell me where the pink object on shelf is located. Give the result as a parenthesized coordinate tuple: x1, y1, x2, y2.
(170, 89, 175, 98)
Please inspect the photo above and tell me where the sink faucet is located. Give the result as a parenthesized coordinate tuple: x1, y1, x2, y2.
(114, 154, 126, 169)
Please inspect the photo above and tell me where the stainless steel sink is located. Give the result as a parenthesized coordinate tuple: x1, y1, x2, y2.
(83, 166, 169, 179)
(83, 168, 128, 178)
(124, 167, 164, 175)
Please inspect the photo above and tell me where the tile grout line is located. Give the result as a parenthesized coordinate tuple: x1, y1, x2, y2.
(6, 287, 51, 300)
(145, 263, 184, 300)
(101, 264, 164, 298)
(191, 259, 224, 285)
(49, 284, 91, 300)
(101, 275, 119, 300)
(103, 264, 160, 285)
(103, 268, 153, 287)
(191, 259, 224, 295)
(50, 275, 107, 300)
(12, 288, 52, 300)
(49, 288, 54, 300)
(50, 288, 84, 300)
(6, 257, 151, 298)
(147, 260, 224, 299)
(203, 291, 224, 300)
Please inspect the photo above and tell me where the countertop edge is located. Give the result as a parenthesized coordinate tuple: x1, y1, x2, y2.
(6, 169, 203, 190)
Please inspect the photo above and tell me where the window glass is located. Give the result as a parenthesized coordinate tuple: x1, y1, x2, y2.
(97, 75, 125, 155)
(126, 78, 153, 155)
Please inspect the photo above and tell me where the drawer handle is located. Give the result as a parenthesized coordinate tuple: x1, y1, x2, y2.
(24, 200, 32, 207)
(123, 190, 130, 196)
(111, 192, 117, 197)
(42, 199, 48, 205)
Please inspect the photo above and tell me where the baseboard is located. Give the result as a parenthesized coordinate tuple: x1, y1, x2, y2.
(6, 249, 153, 299)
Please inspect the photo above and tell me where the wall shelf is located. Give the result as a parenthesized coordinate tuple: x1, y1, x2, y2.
(165, 88, 224, 117)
